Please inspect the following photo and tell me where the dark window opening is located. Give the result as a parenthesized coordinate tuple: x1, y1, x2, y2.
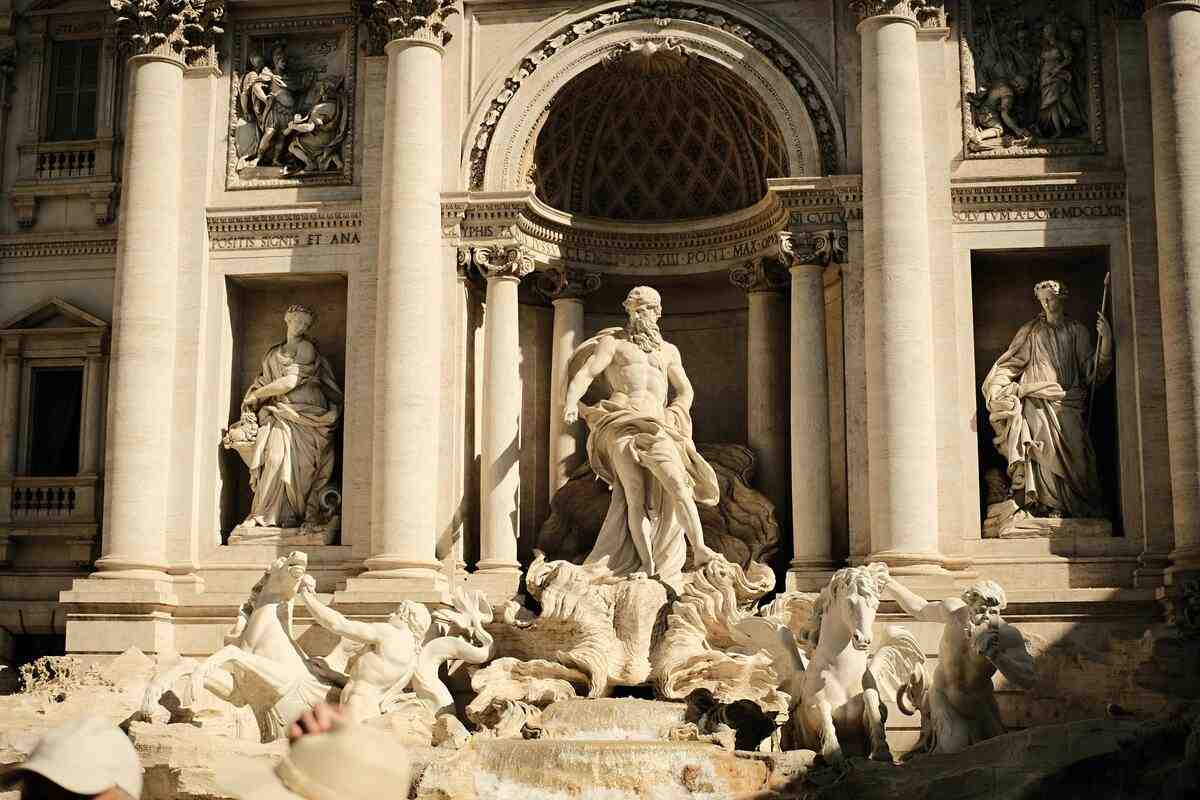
(28, 367, 83, 476)
(46, 40, 99, 141)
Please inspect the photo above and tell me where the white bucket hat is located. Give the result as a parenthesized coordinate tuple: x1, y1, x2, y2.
(218, 723, 413, 800)
(2, 715, 142, 798)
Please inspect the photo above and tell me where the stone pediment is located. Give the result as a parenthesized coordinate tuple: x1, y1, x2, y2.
(0, 298, 108, 332)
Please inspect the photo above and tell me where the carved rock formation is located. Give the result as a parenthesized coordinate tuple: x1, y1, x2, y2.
(537, 443, 781, 570)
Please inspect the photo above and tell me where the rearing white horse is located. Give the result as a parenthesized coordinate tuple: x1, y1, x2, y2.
(141, 552, 339, 741)
(792, 564, 923, 765)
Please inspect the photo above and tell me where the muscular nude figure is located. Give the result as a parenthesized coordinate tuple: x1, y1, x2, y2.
(563, 286, 721, 587)
(885, 577, 1037, 756)
(297, 581, 430, 724)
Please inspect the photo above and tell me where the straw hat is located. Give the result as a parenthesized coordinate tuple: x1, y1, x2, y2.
(0, 715, 142, 798)
(219, 723, 413, 800)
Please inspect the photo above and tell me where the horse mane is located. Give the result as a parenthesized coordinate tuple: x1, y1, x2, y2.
(803, 564, 888, 648)
(224, 557, 292, 645)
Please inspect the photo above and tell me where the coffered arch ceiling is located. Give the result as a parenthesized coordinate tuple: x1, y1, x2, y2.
(532, 45, 789, 221)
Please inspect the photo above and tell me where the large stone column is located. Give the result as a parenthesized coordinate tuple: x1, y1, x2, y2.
(1145, 0, 1200, 580)
(853, 0, 946, 575)
(778, 232, 839, 589)
(92, 0, 223, 581)
(536, 268, 601, 495)
(474, 244, 532, 595)
(353, 3, 460, 593)
(729, 257, 791, 535)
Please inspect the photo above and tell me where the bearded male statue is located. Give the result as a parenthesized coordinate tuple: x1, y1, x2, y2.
(982, 279, 1112, 519)
(562, 286, 722, 588)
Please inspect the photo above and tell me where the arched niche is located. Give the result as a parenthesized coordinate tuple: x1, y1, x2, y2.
(463, 5, 844, 193)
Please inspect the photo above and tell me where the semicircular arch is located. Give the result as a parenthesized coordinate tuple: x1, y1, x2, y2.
(463, 2, 845, 192)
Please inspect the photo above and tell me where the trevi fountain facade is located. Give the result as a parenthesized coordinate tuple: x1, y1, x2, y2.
(0, 0, 1199, 797)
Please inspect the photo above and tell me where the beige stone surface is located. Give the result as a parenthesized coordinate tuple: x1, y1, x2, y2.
(414, 739, 770, 800)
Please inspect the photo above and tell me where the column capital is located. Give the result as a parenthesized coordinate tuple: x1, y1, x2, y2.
(730, 257, 789, 293)
(533, 267, 602, 302)
(471, 242, 534, 281)
(360, 0, 460, 54)
(456, 246, 485, 293)
(109, 0, 225, 65)
(776, 230, 847, 270)
(849, 0, 944, 26)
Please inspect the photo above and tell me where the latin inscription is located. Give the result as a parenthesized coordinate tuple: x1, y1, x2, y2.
(952, 205, 1125, 224)
(211, 231, 361, 250)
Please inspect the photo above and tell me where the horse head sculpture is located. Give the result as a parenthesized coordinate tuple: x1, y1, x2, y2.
(806, 562, 889, 653)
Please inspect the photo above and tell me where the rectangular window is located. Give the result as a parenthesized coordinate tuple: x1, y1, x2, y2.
(46, 40, 99, 141)
(28, 367, 83, 476)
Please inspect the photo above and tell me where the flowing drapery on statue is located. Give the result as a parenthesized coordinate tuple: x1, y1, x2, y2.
(981, 280, 1112, 519)
(224, 305, 343, 542)
(579, 395, 720, 583)
(562, 287, 722, 589)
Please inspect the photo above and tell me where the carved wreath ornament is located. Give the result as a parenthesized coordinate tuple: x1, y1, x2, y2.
(109, 0, 225, 63)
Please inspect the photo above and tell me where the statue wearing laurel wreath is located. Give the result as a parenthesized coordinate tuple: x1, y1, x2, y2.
(223, 304, 343, 545)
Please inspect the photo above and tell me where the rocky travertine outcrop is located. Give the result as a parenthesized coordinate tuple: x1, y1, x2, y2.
(537, 444, 781, 571)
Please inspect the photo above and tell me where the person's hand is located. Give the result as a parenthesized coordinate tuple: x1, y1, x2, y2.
(299, 574, 317, 596)
(563, 406, 578, 425)
(288, 703, 344, 742)
(241, 390, 259, 410)
(1096, 313, 1112, 347)
(974, 628, 1001, 660)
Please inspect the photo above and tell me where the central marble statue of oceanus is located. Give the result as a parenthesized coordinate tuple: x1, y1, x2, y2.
(561, 285, 725, 589)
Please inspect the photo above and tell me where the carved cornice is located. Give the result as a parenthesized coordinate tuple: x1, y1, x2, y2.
(950, 178, 1125, 224)
(470, 242, 534, 281)
(533, 267, 602, 302)
(778, 230, 847, 269)
(0, 236, 118, 260)
(729, 257, 789, 293)
(359, 0, 458, 55)
(207, 207, 363, 250)
(109, 0, 225, 64)
(849, 0, 945, 26)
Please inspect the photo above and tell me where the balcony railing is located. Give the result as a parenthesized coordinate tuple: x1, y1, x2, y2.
(34, 147, 97, 179)
(6, 477, 95, 522)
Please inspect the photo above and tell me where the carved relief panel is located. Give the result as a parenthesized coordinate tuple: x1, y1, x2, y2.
(226, 15, 356, 189)
(959, 0, 1104, 159)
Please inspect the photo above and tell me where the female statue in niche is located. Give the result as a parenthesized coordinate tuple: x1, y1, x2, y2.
(1036, 23, 1084, 139)
(224, 304, 343, 542)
